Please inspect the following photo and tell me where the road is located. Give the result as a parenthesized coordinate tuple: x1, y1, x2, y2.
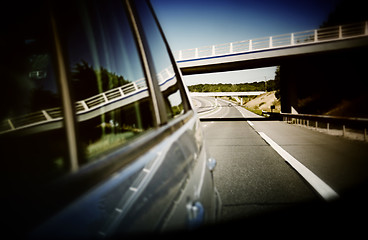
(192, 96, 368, 234)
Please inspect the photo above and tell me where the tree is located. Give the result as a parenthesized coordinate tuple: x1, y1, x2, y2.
(71, 60, 99, 101)
(320, 0, 368, 28)
(71, 60, 130, 101)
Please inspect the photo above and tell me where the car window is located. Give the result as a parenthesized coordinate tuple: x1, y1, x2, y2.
(134, 0, 186, 121)
(0, 3, 69, 187)
(60, 0, 156, 164)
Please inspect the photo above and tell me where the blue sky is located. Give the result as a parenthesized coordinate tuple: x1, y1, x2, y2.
(151, 0, 341, 85)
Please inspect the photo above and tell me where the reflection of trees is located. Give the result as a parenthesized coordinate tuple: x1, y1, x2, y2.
(71, 60, 98, 101)
(71, 60, 140, 159)
(71, 60, 130, 101)
(31, 87, 60, 111)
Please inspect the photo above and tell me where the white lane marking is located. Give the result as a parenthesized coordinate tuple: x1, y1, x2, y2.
(199, 98, 226, 117)
(200, 104, 222, 117)
(196, 97, 218, 116)
(247, 120, 254, 126)
(259, 132, 339, 202)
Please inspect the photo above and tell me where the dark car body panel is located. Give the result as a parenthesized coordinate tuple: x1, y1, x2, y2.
(1, 0, 220, 238)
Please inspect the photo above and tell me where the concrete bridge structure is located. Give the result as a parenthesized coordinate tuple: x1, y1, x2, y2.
(176, 22, 368, 113)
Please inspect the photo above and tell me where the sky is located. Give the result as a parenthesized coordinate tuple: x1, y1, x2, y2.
(150, 0, 342, 86)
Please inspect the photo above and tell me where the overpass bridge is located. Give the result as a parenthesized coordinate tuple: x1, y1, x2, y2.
(175, 21, 368, 75)
(190, 91, 265, 105)
(176, 21, 368, 113)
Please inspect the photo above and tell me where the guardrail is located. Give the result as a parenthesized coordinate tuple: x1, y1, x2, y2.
(175, 21, 368, 61)
(265, 112, 368, 142)
(1, 79, 147, 134)
(1, 65, 178, 135)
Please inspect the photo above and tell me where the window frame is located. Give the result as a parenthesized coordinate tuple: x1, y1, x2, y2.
(127, 0, 192, 125)
(49, 0, 160, 186)
(47, 0, 194, 197)
(144, 0, 191, 114)
(2, 0, 196, 233)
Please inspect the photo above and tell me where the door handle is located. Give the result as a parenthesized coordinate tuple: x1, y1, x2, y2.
(187, 201, 205, 230)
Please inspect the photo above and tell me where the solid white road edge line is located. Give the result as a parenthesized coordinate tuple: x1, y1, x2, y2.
(247, 120, 254, 126)
(259, 132, 340, 202)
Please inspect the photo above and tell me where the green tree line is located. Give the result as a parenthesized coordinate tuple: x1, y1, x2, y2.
(72, 60, 130, 101)
(188, 79, 279, 93)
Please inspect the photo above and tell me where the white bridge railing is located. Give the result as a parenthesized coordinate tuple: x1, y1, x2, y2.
(1, 66, 176, 134)
(175, 21, 368, 61)
(1, 79, 147, 134)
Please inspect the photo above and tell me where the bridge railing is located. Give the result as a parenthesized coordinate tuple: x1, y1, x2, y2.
(0, 64, 181, 135)
(175, 21, 368, 61)
(0, 80, 145, 134)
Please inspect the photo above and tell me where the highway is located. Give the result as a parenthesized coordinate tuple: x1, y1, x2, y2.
(192, 96, 368, 234)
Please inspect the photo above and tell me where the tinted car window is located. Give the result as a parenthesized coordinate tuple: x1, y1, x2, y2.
(0, 3, 71, 233)
(134, 0, 186, 121)
(0, 3, 69, 188)
(60, 0, 155, 163)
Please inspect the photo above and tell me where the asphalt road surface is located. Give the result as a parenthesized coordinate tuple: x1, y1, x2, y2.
(192, 96, 368, 235)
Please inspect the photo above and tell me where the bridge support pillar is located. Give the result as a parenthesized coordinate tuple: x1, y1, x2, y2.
(280, 64, 298, 114)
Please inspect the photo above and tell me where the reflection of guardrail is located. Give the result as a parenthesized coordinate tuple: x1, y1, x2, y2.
(175, 21, 368, 61)
(266, 112, 368, 142)
(0, 78, 147, 134)
(1, 66, 178, 135)
(76, 79, 146, 113)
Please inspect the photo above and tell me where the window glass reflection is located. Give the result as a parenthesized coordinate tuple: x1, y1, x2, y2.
(0, 3, 68, 187)
(134, 0, 185, 120)
(63, 0, 155, 162)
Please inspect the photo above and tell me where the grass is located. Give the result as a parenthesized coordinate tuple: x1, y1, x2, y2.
(243, 106, 264, 116)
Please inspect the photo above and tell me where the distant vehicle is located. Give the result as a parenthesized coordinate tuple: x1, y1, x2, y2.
(0, 0, 221, 238)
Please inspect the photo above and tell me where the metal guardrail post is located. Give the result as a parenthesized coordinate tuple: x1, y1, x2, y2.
(314, 29, 318, 42)
(42, 110, 52, 120)
(118, 87, 124, 96)
(102, 93, 108, 103)
(7, 119, 15, 130)
(133, 82, 138, 91)
(269, 36, 273, 48)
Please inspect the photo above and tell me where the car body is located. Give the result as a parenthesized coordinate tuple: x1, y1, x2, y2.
(0, 0, 221, 238)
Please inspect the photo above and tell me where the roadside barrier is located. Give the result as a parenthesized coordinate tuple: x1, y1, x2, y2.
(265, 112, 368, 142)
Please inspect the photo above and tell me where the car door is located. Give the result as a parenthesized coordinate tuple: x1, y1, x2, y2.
(1, 0, 219, 238)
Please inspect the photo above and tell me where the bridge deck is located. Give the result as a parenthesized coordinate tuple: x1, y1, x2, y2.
(176, 21, 368, 74)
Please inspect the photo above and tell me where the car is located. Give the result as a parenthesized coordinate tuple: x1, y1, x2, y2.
(0, 0, 221, 238)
